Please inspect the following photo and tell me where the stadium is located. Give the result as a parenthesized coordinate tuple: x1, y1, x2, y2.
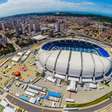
(37, 38, 112, 84)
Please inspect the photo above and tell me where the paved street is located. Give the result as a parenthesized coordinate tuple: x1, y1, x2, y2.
(6, 94, 41, 112)
(6, 94, 62, 112)
(64, 99, 112, 112)
(6, 93, 112, 112)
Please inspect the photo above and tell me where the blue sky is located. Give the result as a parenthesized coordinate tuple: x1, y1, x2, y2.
(0, 0, 7, 4)
(0, 0, 112, 18)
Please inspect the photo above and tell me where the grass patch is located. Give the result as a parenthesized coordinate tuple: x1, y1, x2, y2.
(66, 91, 112, 108)
(0, 105, 4, 112)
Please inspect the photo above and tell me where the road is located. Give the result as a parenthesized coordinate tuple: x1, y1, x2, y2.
(6, 94, 112, 112)
(64, 99, 112, 112)
(6, 94, 62, 112)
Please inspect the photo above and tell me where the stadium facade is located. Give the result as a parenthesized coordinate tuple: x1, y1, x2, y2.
(37, 38, 112, 83)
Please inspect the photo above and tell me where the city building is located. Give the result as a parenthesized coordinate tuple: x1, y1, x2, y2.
(0, 34, 8, 46)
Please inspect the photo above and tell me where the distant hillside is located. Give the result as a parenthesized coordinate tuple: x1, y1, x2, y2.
(0, 12, 112, 23)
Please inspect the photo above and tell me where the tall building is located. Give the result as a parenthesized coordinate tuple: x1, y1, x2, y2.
(33, 23, 40, 33)
(60, 23, 66, 33)
(28, 24, 31, 35)
(0, 34, 8, 47)
(54, 22, 60, 32)
(15, 26, 22, 36)
(1, 23, 5, 31)
(21, 23, 25, 34)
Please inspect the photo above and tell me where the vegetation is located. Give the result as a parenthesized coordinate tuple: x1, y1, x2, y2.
(0, 44, 15, 56)
(66, 91, 112, 108)
(36, 72, 41, 77)
(15, 38, 33, 48)
(16, 107, 26, 112)
(0, 105, 4, 112)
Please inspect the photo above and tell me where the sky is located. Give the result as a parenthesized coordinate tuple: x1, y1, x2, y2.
(0, 0, 112, 18)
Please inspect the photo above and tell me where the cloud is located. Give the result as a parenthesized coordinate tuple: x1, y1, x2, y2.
(0, 0, 95, 17)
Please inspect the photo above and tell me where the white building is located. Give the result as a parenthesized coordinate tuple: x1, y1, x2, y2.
(32, 35, 48, 41)
(37, 38, 112, 84)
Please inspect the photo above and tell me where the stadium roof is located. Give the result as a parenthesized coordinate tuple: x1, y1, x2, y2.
(38, 38, 112, 83)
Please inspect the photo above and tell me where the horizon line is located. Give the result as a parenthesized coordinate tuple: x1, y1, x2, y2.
(0, 11, 112, 19)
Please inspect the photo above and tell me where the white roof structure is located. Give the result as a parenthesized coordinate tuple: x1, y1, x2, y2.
(67, 80, 77, 91)
(68, 77, 79, 81)
(69, 52, 81, 77)
(38, 38, 112, 83)
(12, 55, 21, 62)
(46, 76, 56, 83)
(89, 83, 97, 89)
(0, 100, 8, 107)
(29, 84, 43, 91)
(17, 52, 24, 56)
(25, 91, 35, 97)
(32, 35, 47, 41)
(26, 88, 39, 94)
(26, 50, 31, 55)
(65, 98, 75, 102)
(29, 98, 37, 104)
(4, 107, 15, 112)
(55, 74, 66, 79)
